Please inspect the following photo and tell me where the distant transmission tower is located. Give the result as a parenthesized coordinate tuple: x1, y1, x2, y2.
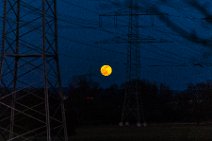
(119, 0, 145, 127)
(98, 0, 170, 127)
(0, 0, 68, 140)
(99, 0, 147, 127)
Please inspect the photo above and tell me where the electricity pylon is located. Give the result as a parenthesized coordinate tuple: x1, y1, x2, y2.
(0, 0, 68, 140)
(98, 0, 170, 127)
(99, 0, 146, 127)
(119, 0, 144, 127)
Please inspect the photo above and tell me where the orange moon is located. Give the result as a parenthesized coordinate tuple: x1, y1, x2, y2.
(100, 65, 112, 76)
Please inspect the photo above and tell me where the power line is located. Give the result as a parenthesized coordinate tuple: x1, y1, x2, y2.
(2, 0, 205, 68)
(60, 0, 100, 14)
(2, 1, 210, 70)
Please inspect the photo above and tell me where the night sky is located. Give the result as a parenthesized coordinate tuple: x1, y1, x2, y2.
(1, 0, 212, 90)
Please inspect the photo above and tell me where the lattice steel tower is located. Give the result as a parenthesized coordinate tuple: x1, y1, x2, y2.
(119, 0, 146, 127)
(0, 0, 68, 140)
(99, 0, 170, 127)
(99, 0, 147, 127)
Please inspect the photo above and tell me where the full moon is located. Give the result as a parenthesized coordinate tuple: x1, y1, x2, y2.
(100, 65, 112, 76)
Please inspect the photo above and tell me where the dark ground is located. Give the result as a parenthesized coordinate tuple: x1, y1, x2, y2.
(70, 123, 212, 141)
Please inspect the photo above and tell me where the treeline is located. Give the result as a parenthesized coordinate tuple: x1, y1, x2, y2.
(1, 77, 212, 137)
(66, 77, 212, 127)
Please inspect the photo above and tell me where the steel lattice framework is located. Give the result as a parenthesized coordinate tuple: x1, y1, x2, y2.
(119, 0, 145, 127)
(0, 0, 68, 140)
(98, 0, 172, 126)
(99, 0, 170, 126)
(99, 0, 147, 127)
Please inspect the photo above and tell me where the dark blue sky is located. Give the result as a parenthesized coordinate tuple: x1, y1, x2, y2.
(56, 0, 212, 90)
(1, 0, 212, 90)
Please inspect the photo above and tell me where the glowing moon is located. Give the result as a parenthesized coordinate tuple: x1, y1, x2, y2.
(100, 65, 112, 76)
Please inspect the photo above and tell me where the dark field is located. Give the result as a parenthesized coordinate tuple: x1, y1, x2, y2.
(70, 124, 212, 141)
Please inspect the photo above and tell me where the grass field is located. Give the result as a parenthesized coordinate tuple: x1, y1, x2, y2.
(70, 124, 212, 141)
